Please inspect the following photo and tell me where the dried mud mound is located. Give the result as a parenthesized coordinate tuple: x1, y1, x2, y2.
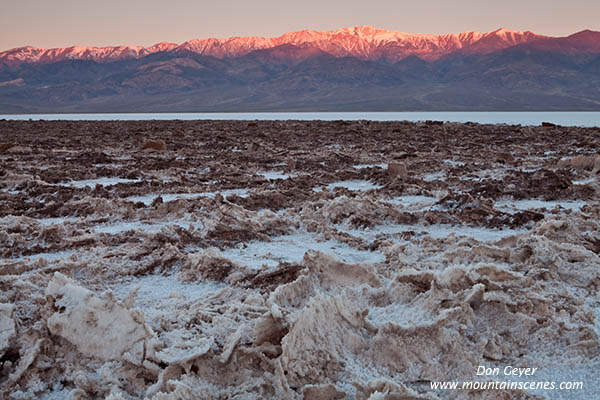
(1, 120, 600, 399)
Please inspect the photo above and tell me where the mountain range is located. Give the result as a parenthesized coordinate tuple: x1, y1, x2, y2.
(1, 26, 599, 112)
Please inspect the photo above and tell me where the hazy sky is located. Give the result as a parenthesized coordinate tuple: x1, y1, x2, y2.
(1, 0, 598, 50)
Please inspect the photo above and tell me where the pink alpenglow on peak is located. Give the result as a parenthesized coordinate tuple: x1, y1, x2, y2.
(3, 26, 596, 66)
(147, 42, 179, 52)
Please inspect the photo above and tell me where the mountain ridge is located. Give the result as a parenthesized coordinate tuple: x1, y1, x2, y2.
(1, 26, 600, 112)
(0, 26, 562, 65)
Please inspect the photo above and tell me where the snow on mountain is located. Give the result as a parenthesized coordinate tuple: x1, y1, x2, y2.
(147, 42, 179, 53)
(177, 36, 275, 58)
(0, 45, 150, 65)
(172, 26, 546, 62)
(0, 26, 555, 65)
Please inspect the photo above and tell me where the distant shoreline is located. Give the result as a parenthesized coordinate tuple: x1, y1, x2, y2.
(1, 111, 600, 127)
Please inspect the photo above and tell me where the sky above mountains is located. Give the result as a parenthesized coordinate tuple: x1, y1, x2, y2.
(1, 0, 599, 51)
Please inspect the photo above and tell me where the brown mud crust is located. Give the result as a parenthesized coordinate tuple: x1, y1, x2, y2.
(1, 120, 600, 399)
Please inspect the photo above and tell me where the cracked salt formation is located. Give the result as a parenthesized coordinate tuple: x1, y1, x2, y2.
(0, 120, 599, 399)
(573, 177, 597, 185)
(353, 163, 387, 169)
(127, 189, 250, 205)
(220, 231, 386, 269)
(0, 304, 16, 359)
(327, 180, 384, 191)
(341, 223, 528, 243)
(423, 171, 445, 182)
(93, 220, 204, 235)
(37, 217, 81, 226)
(64, 177, 142, 188)
(382, 195, 439, 210)
(257, 170, 298, 180)
(45, 273, 155, 364)
(494, 199, 587, 214)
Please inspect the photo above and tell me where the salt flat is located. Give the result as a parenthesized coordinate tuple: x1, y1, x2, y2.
(1, 119, 599, 399)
